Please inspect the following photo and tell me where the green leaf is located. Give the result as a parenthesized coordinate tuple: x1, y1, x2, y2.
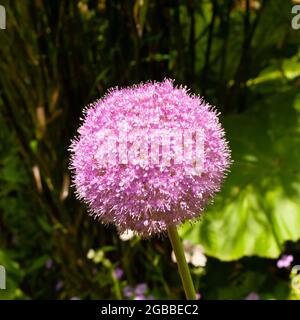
(181, 89, 300, 261)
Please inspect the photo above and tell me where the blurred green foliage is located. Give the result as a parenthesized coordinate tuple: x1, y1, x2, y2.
(0, 0, 300, 299)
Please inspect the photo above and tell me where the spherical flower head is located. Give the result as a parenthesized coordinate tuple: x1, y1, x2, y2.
(70, 79, 231, 237)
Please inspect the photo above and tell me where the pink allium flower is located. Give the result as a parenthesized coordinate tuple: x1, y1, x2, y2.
(70, 79, 231, 237)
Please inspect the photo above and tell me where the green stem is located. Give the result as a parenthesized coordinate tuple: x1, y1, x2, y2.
(167, 225, 196, 300)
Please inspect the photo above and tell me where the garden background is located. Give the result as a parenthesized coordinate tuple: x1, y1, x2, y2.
(1, 0, 300, 300)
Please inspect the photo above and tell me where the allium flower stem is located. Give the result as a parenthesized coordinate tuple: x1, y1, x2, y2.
(167, 225, 196, 300)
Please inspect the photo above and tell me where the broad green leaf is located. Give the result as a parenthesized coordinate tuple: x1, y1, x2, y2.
(181, 88, 300, 261)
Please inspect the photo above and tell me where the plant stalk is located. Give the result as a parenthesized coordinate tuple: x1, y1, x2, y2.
(167, 225, 196, 300)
